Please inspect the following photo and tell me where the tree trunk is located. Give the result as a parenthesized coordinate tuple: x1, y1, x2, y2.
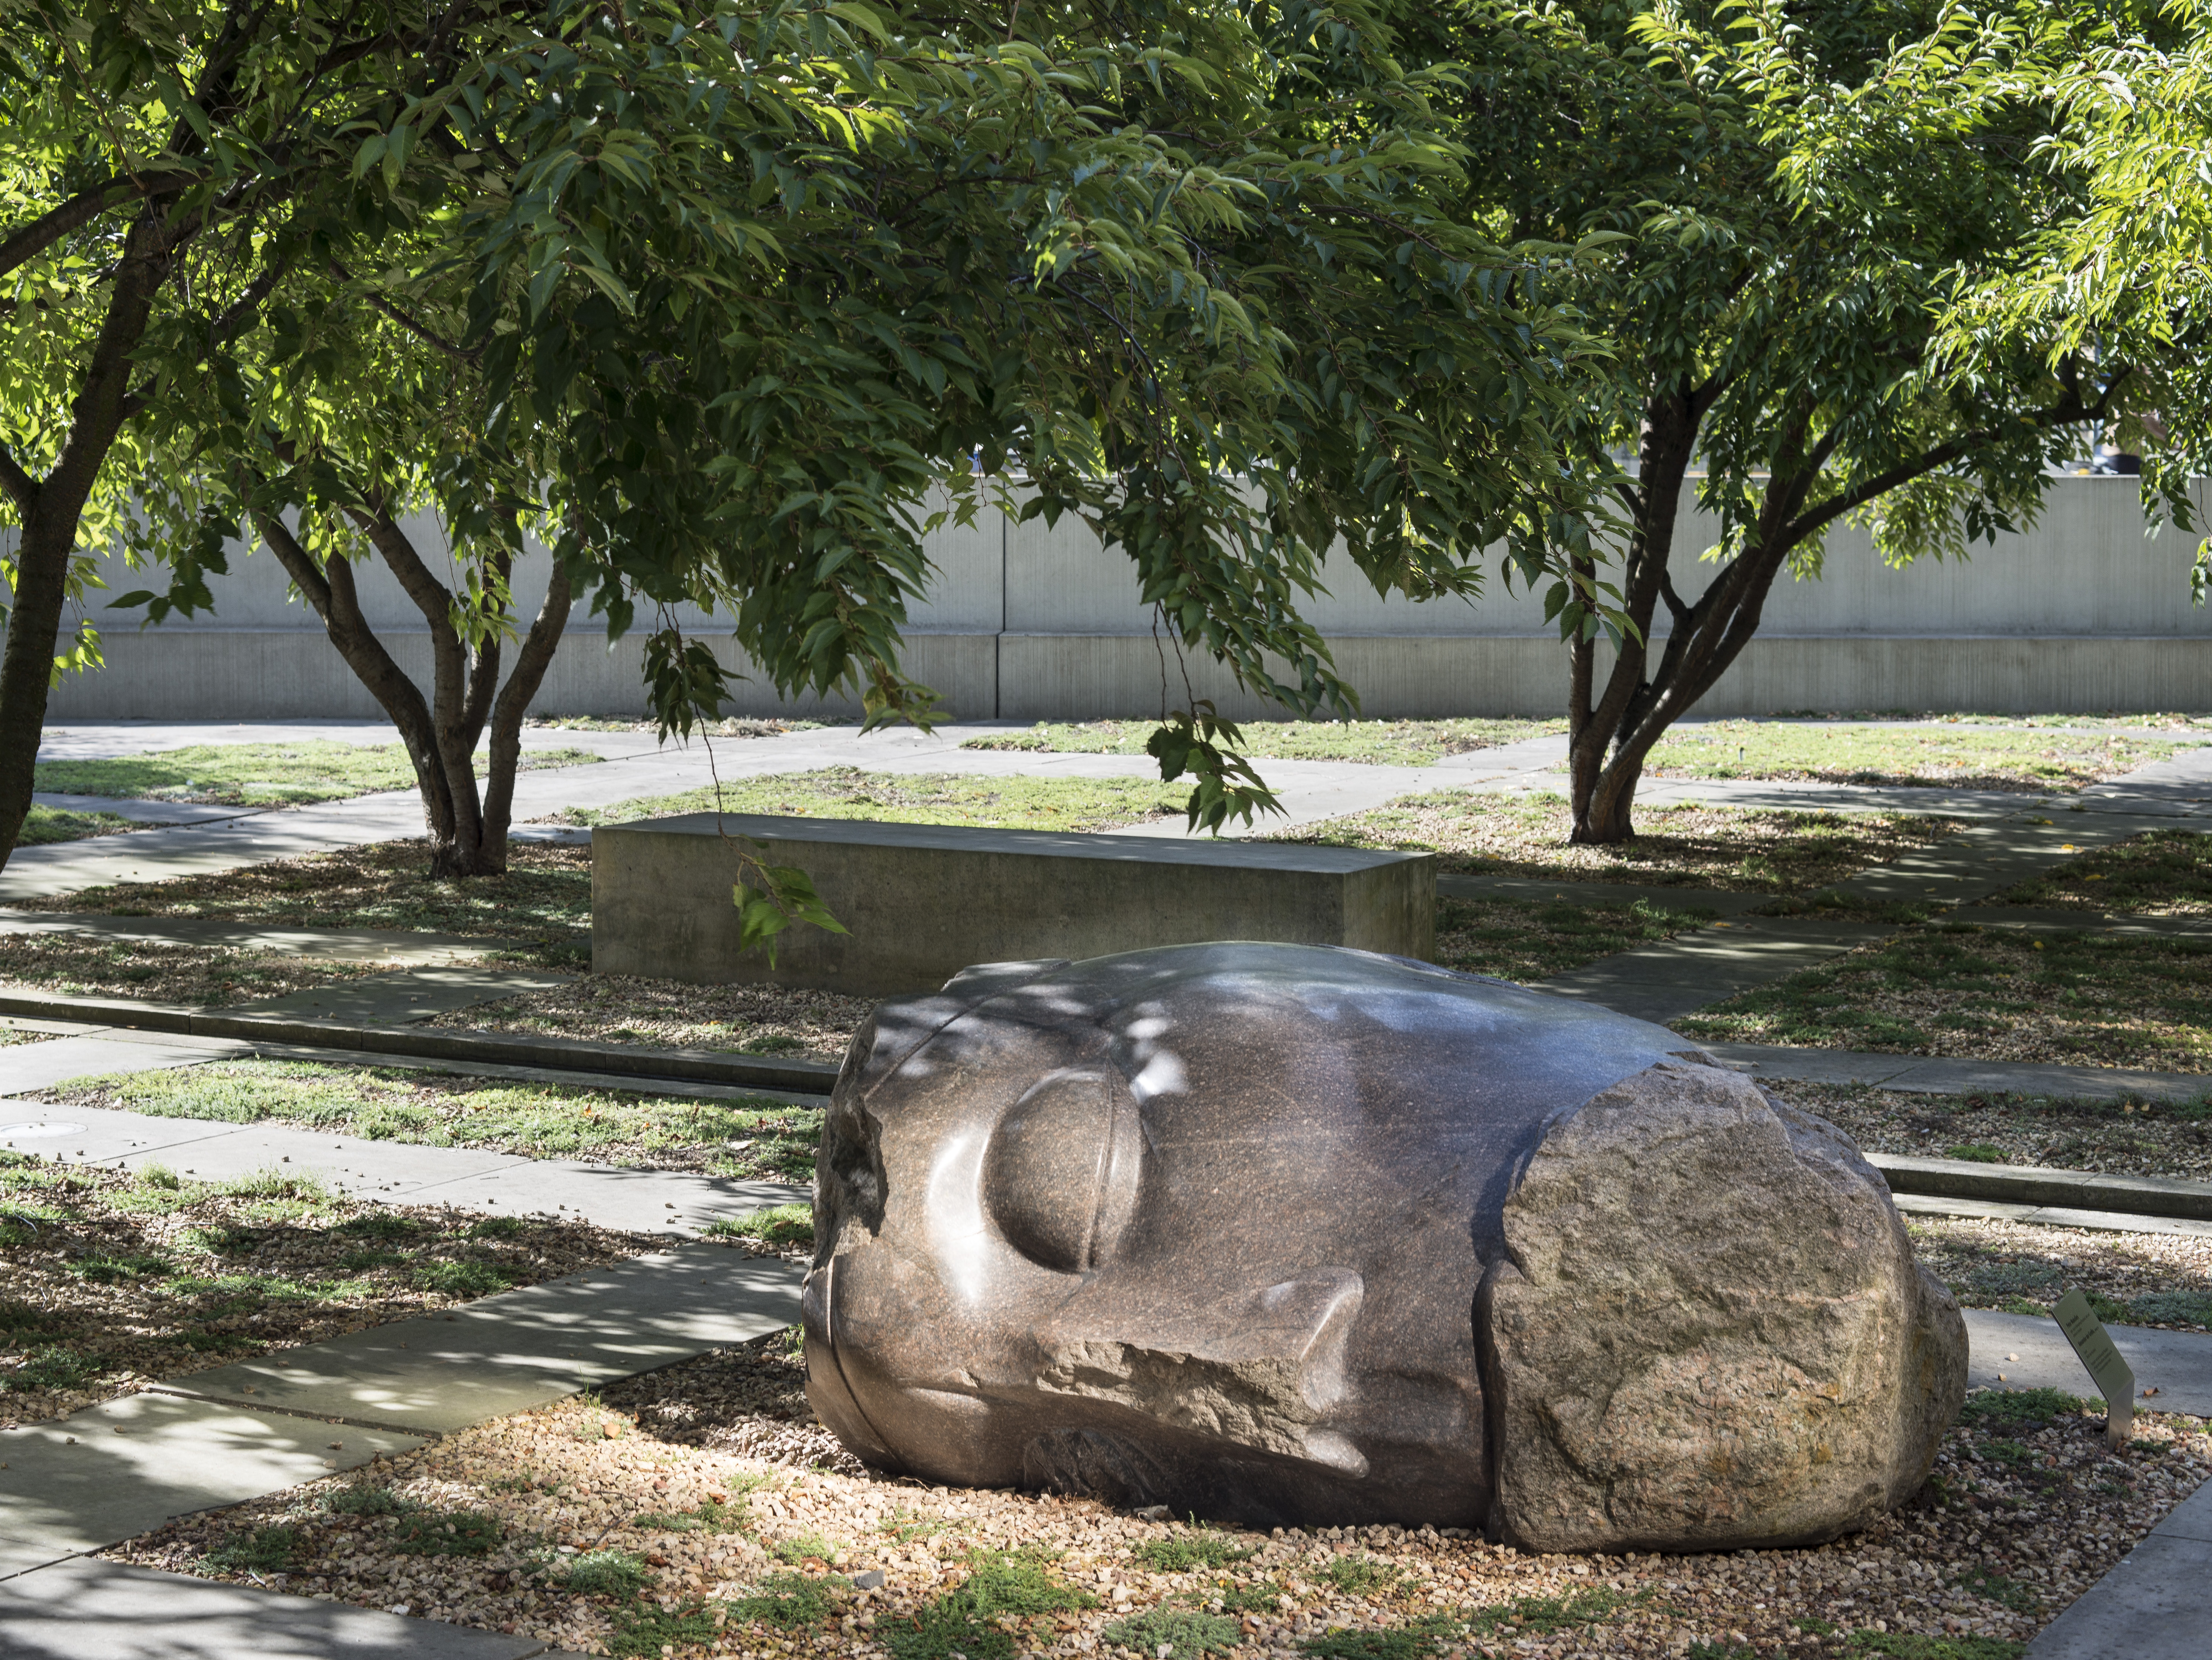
(255, 506, 570, 879)
(1565, 392, 1700, 844)
(0, 218, 175, 870)
(1564, 396, 1818, 844)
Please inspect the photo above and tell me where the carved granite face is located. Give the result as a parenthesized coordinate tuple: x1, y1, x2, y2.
(801, 942, 1708, 1530)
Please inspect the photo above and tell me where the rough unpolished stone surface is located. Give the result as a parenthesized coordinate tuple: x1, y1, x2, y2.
(1483, 1059, 1967, 1553)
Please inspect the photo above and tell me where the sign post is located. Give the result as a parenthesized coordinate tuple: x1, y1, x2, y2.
(2052, 1288, 2137, 1449)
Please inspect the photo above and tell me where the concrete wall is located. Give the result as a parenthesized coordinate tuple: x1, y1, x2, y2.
(24, 476, 2212, 720)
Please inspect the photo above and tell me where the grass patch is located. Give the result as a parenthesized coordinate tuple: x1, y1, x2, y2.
(1283, 790, 1961, 894)
(1845, 1637, 2026, 1660)
(1990, 827, 2212, 915)
(1958, 1388, 2091, 1425)
(1644, 720, 2183, 792)
(1464, 1587, 1638, 1636)
(1432, 893, 1717, 980)
(1105, 1607, 1243, 1657)
(962, 717, 1561, 766)
(11, 838, 591, 970)
(704, 1203, 814, 1249)
(19, 805, 139, 844)
(1297, 1620, 1462, 1660)
(1135, 1530, 1259, 1572)
(635, 1496, 748, 1533)
(66, 1251, 173, 1283)
(728, 1568, 847, 1627)
(33, 740, 598, 807)
(43, 1058, 816, 1178)
(1674, 930, 2212, 1071)
(607, 1600, 717, 1659)
(881, 1549, 1097, 1660)
(412, 1259, 513, 1296)
(552, 1547, 652, 1597)
(4, 1344, 101, 1391)
(561, 766, 1189, 834)
(0, 933, 379, 1008)
(390, 1508, 500, 1556)
(203, 1524, 303, 1573)
(1320, 1556, 1399, 1596)
(430, 974, 870, 1071)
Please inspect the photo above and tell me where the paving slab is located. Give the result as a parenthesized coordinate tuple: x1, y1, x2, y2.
(0, 1391, 426, 1581)
(0, 911, 504, 965)
(1539, 917, 1893, 1023)
(31, 793, 265, 827)
(1701, 1042, 2212, 1103)
(1894, 1193, 2212, 1239)
(2024, 1521, 2212, 1660)
(0, 1033, 247, 1100)
(229, 968, 575, 1026)
(154, 1246, 804, 1433)
(0, 1094, 807, 1233)
(0, 1554, 556, 1658)
(1965, 1309, 2212, 1415)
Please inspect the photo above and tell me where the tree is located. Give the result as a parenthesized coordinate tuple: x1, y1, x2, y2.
(1447, 0, 2170, 844)
(4, 0, 1610, 887)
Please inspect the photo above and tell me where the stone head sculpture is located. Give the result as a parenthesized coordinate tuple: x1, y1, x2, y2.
(803, 943, 1965, 1550)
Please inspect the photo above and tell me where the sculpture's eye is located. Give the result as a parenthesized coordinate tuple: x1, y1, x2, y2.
(983, 1068, 1142, 1273)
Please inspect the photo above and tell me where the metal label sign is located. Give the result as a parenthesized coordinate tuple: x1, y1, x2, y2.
(2053, 1287, 2136, 1443)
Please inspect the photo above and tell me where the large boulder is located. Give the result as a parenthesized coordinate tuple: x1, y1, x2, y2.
(802, 943, 1966, 1547)
(1482, 1060, 1967, 1552)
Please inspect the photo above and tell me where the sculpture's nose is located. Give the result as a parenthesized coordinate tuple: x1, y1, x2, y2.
(1029, 1267, 1370, 1474)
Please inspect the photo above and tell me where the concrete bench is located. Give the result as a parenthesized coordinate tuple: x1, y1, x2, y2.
(591, 814, 1435, 996)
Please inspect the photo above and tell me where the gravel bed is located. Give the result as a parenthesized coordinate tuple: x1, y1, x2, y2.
(1285, 791, 1964, 894)
(1906, 1212, 2212, 1332)
(1676, 928, 2212, 1071)
(9, 839, 591, 970)
(1784, 1082, 2212, 1182)
(96, 1332, 2212, 1660)
(0, 931, 378, 1007)
(0, 1149, 658, 1423)
(30, 1060, 824, 1184)
(430, 976, 871, 1066)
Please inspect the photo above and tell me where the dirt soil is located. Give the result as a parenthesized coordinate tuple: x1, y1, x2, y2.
(1286, 792, 1964, 895)
(1676, 927, 2212, 1072)
(98, 1323, 2209, 1660)
(0, 931, 376, 1007)
(430, 977, 871, 1066)
(8, 840, 591, 970)
(1784, 1082, 2212, 1183)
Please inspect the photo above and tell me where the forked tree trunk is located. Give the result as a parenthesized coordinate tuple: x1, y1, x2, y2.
(254, 507, 571, 877)
(0, 217, 179, 871)
(1563, 389, 1809, 845)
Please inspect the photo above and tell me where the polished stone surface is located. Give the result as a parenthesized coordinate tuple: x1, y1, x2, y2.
(803, 942, 1959, 1542)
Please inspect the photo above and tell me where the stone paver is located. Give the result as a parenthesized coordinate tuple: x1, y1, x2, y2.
(0, 911, 503, 965)
(2027, 1480, 2212, 1660)
(0, 1033, 249, 1098)
(0, 1555, 564, 1658)
(1896, 1192, 2212, 1239)
(1541, 916, 1894, 1025)
(0, 1095, 806, 1236)
(1707, 1043, 2212, 1103)
(0, 1391, 427, 1580)
(1966, 1309, 2212, 1416)
(155, 1246, 801, 1434)
(31, 793, 265, 827)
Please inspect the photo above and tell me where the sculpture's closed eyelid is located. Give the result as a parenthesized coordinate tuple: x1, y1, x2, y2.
(983, 1067, 1143, 1273)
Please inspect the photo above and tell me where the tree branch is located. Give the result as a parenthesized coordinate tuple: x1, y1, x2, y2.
(0, 442, 36, 516)
(328, 259, 479, 362)
(0, 179, 133, 283)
